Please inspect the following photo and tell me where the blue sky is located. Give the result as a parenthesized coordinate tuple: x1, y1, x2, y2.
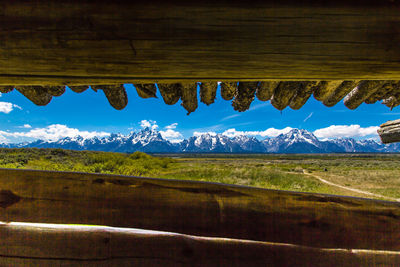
(0, 84, 398, 143)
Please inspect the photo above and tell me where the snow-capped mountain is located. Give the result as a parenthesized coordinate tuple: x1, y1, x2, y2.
(264, 129, 328, 153)
(2, 128, 399, 153)
(19, 128, 179, 153)
(180, 133, 244, 152)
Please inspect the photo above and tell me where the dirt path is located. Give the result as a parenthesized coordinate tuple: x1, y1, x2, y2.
(302, 171, 400, 202)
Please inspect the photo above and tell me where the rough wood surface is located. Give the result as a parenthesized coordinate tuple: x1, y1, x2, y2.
(134, 84, 157, 99)
(378, 119, 400, 144)
(365, 81, 397, 104)
(15, 86, 53, 106)
(323, 80, 360, 107)
(157, 83, 182, 105)
(271, 82, 299, 110)
(220, 82, 237, 101)
(0, 168, 399, 251)
(69, 86, 89, 93)
(0, 222, 398, 267)
(289, 81, 319, 110)
(180, 83, 198, 114)
(92, 85, 128, 110)
(4, 80, 400, 113)
(232, 82, 258, 112)
(1, 0, 400, 85)
(200, 82, 218, 105)
(313, 81, 343, 101)
(256, 81, 279, 101)
(344, 81, 386, 109)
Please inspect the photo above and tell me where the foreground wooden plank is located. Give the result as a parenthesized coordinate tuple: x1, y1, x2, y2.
(0, 222, 398, 267)
(378, 119, 400, 144)
(1, 0, 400, 85)
(0, 168, 399, 251)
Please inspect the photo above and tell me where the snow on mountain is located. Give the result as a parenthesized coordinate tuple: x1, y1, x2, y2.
(267, 129, 325, 153)
(180, 133, 241, 152)
(1, 128, 399, 153)
(232, 135, 266, 152)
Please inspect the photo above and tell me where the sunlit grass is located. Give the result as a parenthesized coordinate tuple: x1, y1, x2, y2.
(0, 148, 399, 200)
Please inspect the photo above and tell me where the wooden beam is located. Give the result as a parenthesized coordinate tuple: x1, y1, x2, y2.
(378, 119, 400, 144)
(1, 1, 400, 85)
(0, 222, 399, 267)
(0, 168, 399, 251)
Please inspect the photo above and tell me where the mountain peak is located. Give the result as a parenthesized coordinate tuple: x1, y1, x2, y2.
(1, 128, 398, 153)
(287, 128, 313, 135)
(278, 128, 317, 141)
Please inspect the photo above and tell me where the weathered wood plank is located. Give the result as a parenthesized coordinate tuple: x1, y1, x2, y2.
(344, 81, 386, 109)
(378, 119, 400, 144)
(1, 1, 400, 85)
(0, 222, 399, 267)
(0, 168, 399, 251)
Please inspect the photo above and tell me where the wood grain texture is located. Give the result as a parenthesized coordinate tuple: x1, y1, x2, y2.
(0, 222, 399, 267)
(1, 0, 400, 85)
(0, 168, 399, 251)
(378, 119, 400, 144)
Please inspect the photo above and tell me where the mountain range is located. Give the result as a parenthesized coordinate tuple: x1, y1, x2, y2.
(1, 128, 399, 153)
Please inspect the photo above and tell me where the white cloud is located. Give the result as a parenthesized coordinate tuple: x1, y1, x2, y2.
(165, 123, 178, 130)
(0, 102, 22, 114)
(140, 120, 158, 130)
(159, 129, 183, 143)
(18, 124, 32, 129)
(139, 121, 183, 143)
(313, 125, 379, 139)
(222, 127, 293, 138)
(160, 123, 184, 143)
(193, 131, 217, 137)
(0, 135, 7, 143)
(0, 124, 110, 143)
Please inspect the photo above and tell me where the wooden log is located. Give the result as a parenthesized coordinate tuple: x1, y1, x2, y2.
(180, 83, 198, 114)
(69, 86, 89, 93)
(0, 86, 14, 93)
(378, 119, 400, 144)
(289, 81, 319, 110)
(0, 168, 399, 251)
(364, 81, 398, 104)
(134, 84, 157, 99)
(344, 81, 386, 109)
(46, 86, 66, 97)
(0, 222, 399, 267)
(220, 82, 237, 101)
(200, 82, 218, 105)
(379, 82, 400, 109)
(313, 81, 343, 102)
(271, 82, 299, 110)
(256, 81, 279, 101)
(232, 82, 258, 112)
(180, 83, 198, 115)
(92, 85, 128, 110)
(383, 95, 400, 109)
(157, 83, 182, 105)
(323, 81, 360, 107)
(15, 86, 53, 106)
(2, 1, 400, 85)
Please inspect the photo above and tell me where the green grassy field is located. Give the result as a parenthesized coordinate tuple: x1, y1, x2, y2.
(0, 148, 399, 201)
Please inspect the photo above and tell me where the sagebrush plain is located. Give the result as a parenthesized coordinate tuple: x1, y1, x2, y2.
(0, 148, 399, 201)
